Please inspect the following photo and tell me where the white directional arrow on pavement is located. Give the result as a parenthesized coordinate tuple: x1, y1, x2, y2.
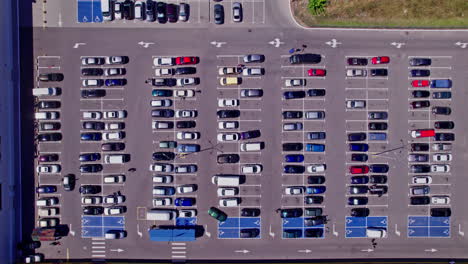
(395, 224, 400, 236)
(459, 224, 465, 236)
(325, 39, 341, 48)
(298, 249, 311, 253)
(73, 43, 86, 49)
(110, 249, 124, 253)
(69, 224, 75, 236)
(424, 248, 438, 253)
(268, 38, 284, 48)
(138, 41, 155, 48)
(210, 41, 227, 48)
(235, 249, 250, 254)
(361, 249, 374, 252)
(391, 42, 405, 48)
(269, 225, 275, 237)
(137, 224, 142, 238)
(455, 41, 468, 48)
(332, 223, 338, 236)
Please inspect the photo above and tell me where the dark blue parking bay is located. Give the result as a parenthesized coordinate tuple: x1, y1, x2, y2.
(77, 0, 103, 23)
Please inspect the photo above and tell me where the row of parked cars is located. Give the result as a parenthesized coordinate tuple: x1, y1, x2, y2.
(80, 57, 130, 238)
(407, 58, 452, 217)
(149, 56, 200, 218)
(280, 54, 327, 238)
(103, 0, 189, 23)
(34, 71, 66, 235)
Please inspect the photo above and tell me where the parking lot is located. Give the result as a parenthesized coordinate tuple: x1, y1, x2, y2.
(28, 9, 468, 260)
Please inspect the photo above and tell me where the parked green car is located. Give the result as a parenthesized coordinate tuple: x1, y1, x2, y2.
(208, 207, 227, 222)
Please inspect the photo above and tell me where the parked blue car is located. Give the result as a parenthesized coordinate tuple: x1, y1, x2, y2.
(177, 144, 200, 153)
(305, 144, 325, 152)
(36, 185, 57, 193)
(81, 132, 102, 141)
(152, 89, 173, 97)
(306, 186, 326, 194)
(105, 79, 127, 86)
(430, 79, 452, 88)
(368, 133, 387, 141)
(285, 154, 304, 162)
(174, 197, 196, 206)
(283, 165, 305, 174)
(349, 143, 369, 152)
(351, 176, 369, 184)
(283, 91, 306, 100)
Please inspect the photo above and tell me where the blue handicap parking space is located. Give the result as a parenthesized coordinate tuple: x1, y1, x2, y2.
(240, 217, 261, 228)
(367, 216, 387, 227)
(346, 227, 367, 238)
(82, 216, 126, 238)
(345, 216, 388, 238)
(281, 218, 326, 239)
(408, 216, 429, 226)
(430, 217, 450, 227)
(77, 0, 103, 23)
(82, 226, 104, 238)
(103, 216, 125, 227)
(82, 216, 102, 227)
(282, 217, 304, 228)
(408, 227, 429, 237)
(219, 218, 239, 228)
(217, 218, 261, 239)
(218, 228, 240, 239)
(408, 216, 450, 238)
(429, 227, 450, 237)
(345, 217, 366, 227)
(176, 217, 197, 226)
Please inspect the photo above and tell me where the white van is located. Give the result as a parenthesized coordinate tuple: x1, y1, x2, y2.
(240, 142, 264, 152)
(146, 209, 176, 221)
(101, 0, 114, 21)
(33, 87, 59, 96)
(211, 175, 240, 186)
(104, 175, 125, 183)
(35, 112, 59, 120)
(104, 154, 129, 164)
(366, 227, 387, 238)
(36, 197, 59, 206)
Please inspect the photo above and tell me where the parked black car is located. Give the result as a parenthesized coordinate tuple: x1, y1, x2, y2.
(240, 130, 261, 140)
(175, 67, 196, 75)
(83, 206, 104, 215)
(371, 69, 388, 76)
(409, 58, 431, 66)
(241, 208, 260, 217)
(351, 208, 369, 217)
(217, 154, 240, 164)
(289, 54, 321, 64)
(282, 143, 303, 151)
(411, 143, 429, 151)
(217, 110, 240, 118)
(166, 3, 178, 22)
(81, 68, 103, 76)
(432, 107, 451, 115)
(37, 101, 61, 109)
(37, 133, 62, 142)
(152, 152, 176, 161)
(81, 89, 106, 98)
(410, 69, 430, 77)
(410, 196, 430, 205)
(214, 4, 224, 24)
(434, 133, 454, 141)
(307, 176, 325, 184)
(79, 185, 101, 194)
(80, 164, 103, 173)
(368, 122, 388, 130)
(151, 109, 175, 118)
(434, 121, 454, 129)
(156, 2, 166, 23)
(176, 121, 196, 129)
(282, 111, 303, 119)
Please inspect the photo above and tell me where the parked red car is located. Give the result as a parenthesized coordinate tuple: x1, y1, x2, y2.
(411, 80, 430, 87)
(307, 68, 326, 76)
(349, 165, 369, 174)
(175, 56, 199, 65)
(371, 56, 390, 64)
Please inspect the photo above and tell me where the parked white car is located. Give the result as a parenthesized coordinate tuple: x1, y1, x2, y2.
(241, 164, 263, 174)
(104, 110, 126, 119)
(177, 131, 200, 140)
(152, 175, 173, 183)
(175, 90, 195, 98)
(104, 68, 125, 76)
(104, 122, 124, 130)
(81, 196, 102, 204)
(83, 111, 102, 119)
(149, 163, 174, 172)
(307, 164, 326, 173)
(103, 131, 125, 141)
(346, 100, 366, 109)
(346, 69, 367, 77)
(153, 198, 172, 206)
(151, 99, 172, 107)
(176, 78, 197, 86)
(219, 198, 240, 207)
(103, 195, 125, 204)
(155, 68, 174, 76)
(431, 196, 450, 204)
(217, 133, 240, 142)
(284, 79, 305, 87)
(153, 57, 174, 66)
(218, 121, 239, 130)
(412, 176, 432, 184)
(218, 99, 239, 107)
(431, 164, 450, 173)
(177, 184, 197, 194)
(104, 206, 125, 215)
(175, 110, 197, 118)
(285, 186, 304, 195)
(36, 165, 61, 174)
(217, 187, 238, 197)
(432, 153, 452, 161)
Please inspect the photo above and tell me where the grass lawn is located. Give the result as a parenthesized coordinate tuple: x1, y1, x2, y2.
(292, 0, 468, 28)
